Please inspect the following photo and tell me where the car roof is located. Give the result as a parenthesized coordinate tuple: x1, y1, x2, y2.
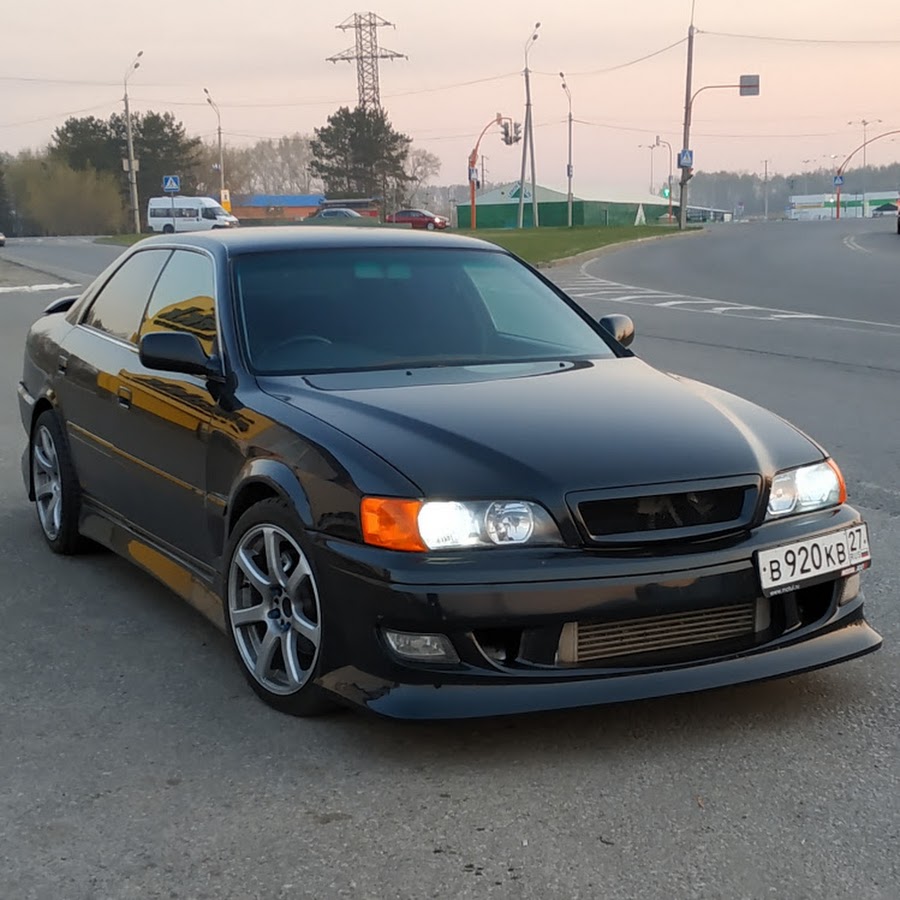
(132, 226, 503, 255)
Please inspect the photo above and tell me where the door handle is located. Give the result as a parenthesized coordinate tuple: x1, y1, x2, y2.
(117, 387, 132, 409)
(57, 354, 69, 375)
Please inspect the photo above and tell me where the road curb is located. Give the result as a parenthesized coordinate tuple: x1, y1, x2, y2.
(535, 226, 707, 270)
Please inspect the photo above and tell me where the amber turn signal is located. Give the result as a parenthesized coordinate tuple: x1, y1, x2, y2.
(360, 497, 427, 552)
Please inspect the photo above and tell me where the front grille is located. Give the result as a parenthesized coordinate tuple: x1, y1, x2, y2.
(560, 601, 758, 664)
(570, 478, 761, 544)
(579, 487, 747, 536)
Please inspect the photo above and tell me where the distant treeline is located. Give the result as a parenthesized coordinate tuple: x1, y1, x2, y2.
(688, 163, 900, 216)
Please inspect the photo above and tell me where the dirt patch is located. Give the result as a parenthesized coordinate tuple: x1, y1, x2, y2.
(0, 258, 70, 288)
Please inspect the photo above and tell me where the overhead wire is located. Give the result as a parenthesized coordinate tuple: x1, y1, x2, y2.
(699, 30, 900, 46)
(534, 36, 687, 78)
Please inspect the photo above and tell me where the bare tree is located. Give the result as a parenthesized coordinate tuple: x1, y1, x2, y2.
(402, 148, 442, 207)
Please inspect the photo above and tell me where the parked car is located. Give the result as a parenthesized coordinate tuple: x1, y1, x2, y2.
(385, 209, 449, 230)
(308, 208, 364, 220)
(19, 228, 880, 719)
(0, 231, 6, 247)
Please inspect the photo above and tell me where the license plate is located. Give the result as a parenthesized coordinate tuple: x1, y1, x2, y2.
(756, 524, 871, 597)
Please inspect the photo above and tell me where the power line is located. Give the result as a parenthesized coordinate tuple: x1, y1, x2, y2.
(574, 118, 847, 139)
(700, 29, 900, 46)
(0, 101, 119, 128)
(534, 36, 687, 77)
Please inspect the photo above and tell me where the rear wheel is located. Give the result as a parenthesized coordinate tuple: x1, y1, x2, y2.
(162, 224, 175, 234)
(31, 410, 87, 554)
(223, 498, 336, 716)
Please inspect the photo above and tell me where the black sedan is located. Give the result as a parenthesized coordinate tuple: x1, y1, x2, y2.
(18, 227, 881, 719)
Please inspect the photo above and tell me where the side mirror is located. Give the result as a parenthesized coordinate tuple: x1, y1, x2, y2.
(43, 295, 79, 316)
(139, 332, 222, 380)
(598, 313, 635, 348)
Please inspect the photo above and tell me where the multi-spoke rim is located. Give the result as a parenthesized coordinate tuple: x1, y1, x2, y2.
(32, 424, 62, 541)
(227, 524, 322, 695)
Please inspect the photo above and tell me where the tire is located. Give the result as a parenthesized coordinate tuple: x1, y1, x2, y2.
(426, 222, 435, 231)
(162, 224, 175, 234)
(31, 409, 88, 555)
(223, 498, 337, 716)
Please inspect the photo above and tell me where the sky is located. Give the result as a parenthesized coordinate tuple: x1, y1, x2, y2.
(3, 1, 900, 199)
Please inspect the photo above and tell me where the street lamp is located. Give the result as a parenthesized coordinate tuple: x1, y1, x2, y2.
(204, 87, 226, 208)
(516, 22, 541, 229)
(655, 135, 674, 222)
(123, 50, 143, 234)
(848, 118, 881, 217)
(559, 72, 573, 228)
(638, 144, 656, 194)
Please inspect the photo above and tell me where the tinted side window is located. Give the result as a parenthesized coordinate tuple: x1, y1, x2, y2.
(81, 249, 171, 343)
(139, 250, 217, 355)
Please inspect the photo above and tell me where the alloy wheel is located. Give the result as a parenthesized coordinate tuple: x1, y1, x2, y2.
(32, 424, 63, 540)
(227, 524, 322, 695)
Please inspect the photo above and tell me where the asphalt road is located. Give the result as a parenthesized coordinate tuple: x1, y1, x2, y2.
(0, 226, 897, 900)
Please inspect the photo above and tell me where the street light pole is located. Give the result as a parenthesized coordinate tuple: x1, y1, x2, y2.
(204, 88, 225, 206)
(848, 118, 881, 218)
(639, 144, 656, 194)
(123, 50, 143, 235)
(761, 159, 769, 220)
(559, 73, 573, 228)
(517, 22, 540, 229)
(656, 136, 674, 222)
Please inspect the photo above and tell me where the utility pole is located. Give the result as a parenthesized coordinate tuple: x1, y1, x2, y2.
(677, 3, 696, 230)
(204, 88, 226, 207)
(762, 159, 769, 220)
(560, 72, 573, 227)
(123, 51, 143, 235)
(517, 22, 541, 229)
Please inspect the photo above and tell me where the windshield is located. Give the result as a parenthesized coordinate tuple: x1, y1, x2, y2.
(233, 248, 616, 375)
(202, 205, 230, 219)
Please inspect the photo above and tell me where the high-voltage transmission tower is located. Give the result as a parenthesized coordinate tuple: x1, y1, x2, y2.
(326, 12, 406, 109)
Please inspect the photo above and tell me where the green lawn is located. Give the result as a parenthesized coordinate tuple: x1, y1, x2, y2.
(455, 225, 681, 265)
(95, 223, 689, 262)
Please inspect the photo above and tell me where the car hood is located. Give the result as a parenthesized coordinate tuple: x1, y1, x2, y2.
(258, 358, 822, 497)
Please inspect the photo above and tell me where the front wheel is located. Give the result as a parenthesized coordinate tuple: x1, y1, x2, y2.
(426, 221, 435, 230)
(162, 224, 175, 234)
(223, 498, 336, 716)
(31, 410, 87, 554)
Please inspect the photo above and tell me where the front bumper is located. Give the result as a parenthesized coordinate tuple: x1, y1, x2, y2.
(309, 503, 882, 719)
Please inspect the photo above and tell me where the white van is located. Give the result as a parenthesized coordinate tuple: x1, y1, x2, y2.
(147, 196, 239, 233)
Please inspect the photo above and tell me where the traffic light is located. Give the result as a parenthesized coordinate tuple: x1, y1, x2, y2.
(501, 121, 511, 144)
(513, 122, 522, 144)
(661, 185, 670, 199)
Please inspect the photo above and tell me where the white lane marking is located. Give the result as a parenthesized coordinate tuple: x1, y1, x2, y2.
(843, 234, 872, 255)
(545, 266, 900, 333)
(0, 282, 80, 294)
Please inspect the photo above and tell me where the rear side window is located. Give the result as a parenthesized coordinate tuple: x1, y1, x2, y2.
(139, 250, 217, 355)
(81, 249, 171, 343)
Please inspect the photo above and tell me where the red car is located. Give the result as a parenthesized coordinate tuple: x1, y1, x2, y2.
(385, 209, 449, 230)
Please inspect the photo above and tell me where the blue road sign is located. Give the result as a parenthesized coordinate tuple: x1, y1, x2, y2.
(162, 175, 180, 193)
(833, 175, 844, 187)
(678, 149, 694, 169)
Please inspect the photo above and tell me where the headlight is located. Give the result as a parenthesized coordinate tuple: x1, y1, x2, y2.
(766, 460, 846, 518)
(360, 497, 562, 551)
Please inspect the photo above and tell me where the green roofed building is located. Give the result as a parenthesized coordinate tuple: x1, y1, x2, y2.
(457, 182, 674, 229)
